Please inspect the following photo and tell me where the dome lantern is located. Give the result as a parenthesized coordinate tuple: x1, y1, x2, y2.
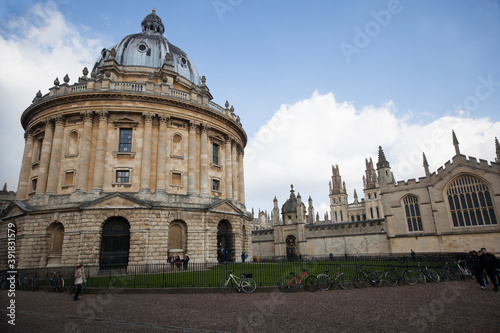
(141, 8, 165, 35)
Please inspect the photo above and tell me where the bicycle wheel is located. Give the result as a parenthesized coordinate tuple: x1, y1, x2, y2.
(384, 270, 398, 287)
(67, 282, 75, 295)
(279, 277, 295, 293)
(370, 271, 384, 287)
(317, 274, 332, 291)
(353, 272, 367, 288)
(219, 277, 233, 294)
(241, 278, 257, 294)
(55, 277, 64, 293)
(403, 270, 418, 285)
(337, 273, 353, 290)
(426, 269, 440, 283)
(304, 276, 318, 292)
(447, 267, 460, 281)
(415, 270, 426, 284)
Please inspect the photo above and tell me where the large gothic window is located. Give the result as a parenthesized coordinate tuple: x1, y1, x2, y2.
(447, 175, 498, 227)
(403, 195, 423, 232)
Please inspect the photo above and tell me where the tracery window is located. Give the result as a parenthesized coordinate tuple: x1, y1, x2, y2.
(404, 195, 423, 232)
(447, 175, 497, 227)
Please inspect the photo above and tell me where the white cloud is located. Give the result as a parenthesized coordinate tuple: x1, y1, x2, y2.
(0, 1, 105, 190)
(244, 91, 500, 218)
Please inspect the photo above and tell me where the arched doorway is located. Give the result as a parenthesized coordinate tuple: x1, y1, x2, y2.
(286, 235, 297, 261)
(100, 217, 130, 270)
(217, 220, 234, 262)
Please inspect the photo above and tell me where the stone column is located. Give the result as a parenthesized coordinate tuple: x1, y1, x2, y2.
(238, 148, 245, 204)
(140, 112, 154, 192)
(16, 131, 34, 199)
(200, 124, 209, 196)
(156, 115, 169, 192)
(187, 122, 197, 194)
(224, 137, 232, 199)
(46, 115, 65, 194)
(36, 118, 54, 195)
(76, 111, 93, 191)
(232, 142, 239, 200)
(91, 110, 109, 191)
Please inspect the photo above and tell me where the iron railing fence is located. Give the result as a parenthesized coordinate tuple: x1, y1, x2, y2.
(1, 252, 468, 290)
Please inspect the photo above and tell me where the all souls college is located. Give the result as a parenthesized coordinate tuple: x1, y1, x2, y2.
(0, 10, 498, 270)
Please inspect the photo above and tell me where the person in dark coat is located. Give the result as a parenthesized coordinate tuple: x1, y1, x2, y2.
(183, 254, 190, 270)
(479, 248, 499, 292)
(470, 250, 485, 289)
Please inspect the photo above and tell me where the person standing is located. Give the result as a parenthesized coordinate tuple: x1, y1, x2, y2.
(241, 251, 247, 263)
(73, 264, 86, 301)
(470, 250, 485, 289)
(183, 254, 190, 270)
(411, 249, 416, 262)
(479, 248, 499, 292)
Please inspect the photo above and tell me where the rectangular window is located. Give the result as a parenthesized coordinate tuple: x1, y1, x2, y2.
(64, 171, 75, 186)
(31, 178, 37, 192)
(212, 143, 219, 165)
(116, 170, 130, 183)
(119, 128, 133, 152)
(171, 172, 182, 186)
(212, 179, 220, 192)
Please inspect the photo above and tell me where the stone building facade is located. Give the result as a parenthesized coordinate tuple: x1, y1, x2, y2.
(0, 10, 252, 269)
(252, 134, 500, 259)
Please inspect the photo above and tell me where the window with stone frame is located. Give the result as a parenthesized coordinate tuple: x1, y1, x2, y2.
(212, 178, 221, 193)
(119, 128, 133, 152)
(171, 172, 182, 186)
(30, 177, 38, 193)
(403, 195, 423, 232)
(212, 143, 220, 165)
(116, 170, 130, 183)
(447, 174, 498, 227)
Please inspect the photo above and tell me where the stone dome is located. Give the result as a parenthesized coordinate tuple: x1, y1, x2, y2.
(92, 9, 200, 85)
(281, 185, 306, 214)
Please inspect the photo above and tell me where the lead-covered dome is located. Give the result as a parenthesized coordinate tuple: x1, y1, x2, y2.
(92, 9, 200, 85)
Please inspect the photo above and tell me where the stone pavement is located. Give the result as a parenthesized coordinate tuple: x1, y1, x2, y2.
(1, 279, 499, 333)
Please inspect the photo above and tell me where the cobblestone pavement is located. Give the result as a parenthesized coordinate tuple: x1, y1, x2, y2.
(1, 279, 499, 333)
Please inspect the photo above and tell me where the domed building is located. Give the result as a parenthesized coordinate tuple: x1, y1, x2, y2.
(1, 10, 252, 269)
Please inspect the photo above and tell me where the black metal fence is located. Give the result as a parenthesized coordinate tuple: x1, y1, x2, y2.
(1, 252, 468, 290)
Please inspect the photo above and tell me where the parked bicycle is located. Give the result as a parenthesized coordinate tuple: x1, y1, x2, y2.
(45, 271, 64, 292)
(30, 272, 39, 292)
(21, 273, 32, 291)
(219, 270, 256, 294)
(280, 269, 318, 292)
(414, 262, 440, 284)
(353, 265, 384, 288)
(316, 266, 353, 291)
(438, 261, 460, 282)
(383, 262, 418, 287)
(455, 260, 473, 280)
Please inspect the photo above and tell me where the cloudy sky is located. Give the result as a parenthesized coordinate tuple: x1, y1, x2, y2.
(1, 0, 499, 218)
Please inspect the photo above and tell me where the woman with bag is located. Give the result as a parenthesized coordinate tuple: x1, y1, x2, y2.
(73, 264, 86, 301)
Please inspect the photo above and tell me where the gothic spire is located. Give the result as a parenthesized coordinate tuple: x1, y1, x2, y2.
(452, 130, 460, 155)
(495, 137, 500, 163)
(423, 152, 430, 177)
(376, 146, 390, 169)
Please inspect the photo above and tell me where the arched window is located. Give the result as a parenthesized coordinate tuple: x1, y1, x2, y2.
(447, 175, 498, 227)
(100, 217, 130, 269)
(168, 221, 186, 250)
(403, 195, 423, 232)
(171, 134, 184, 158)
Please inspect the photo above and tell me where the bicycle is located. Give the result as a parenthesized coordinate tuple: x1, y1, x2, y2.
(31, 273, 39, 292)
(219, 270, 256, 294)
(455, 260, 473, 280)
(45, 271, 64, 292)
(438, 262, 460, 282)
(317, 266, 353, 291)
(21, 273, 32, 291)
(383, 262, 418, 287)
(280, 269, 318, 292)
(414, 262, 440, 284)
(353, 265, 384, 288)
